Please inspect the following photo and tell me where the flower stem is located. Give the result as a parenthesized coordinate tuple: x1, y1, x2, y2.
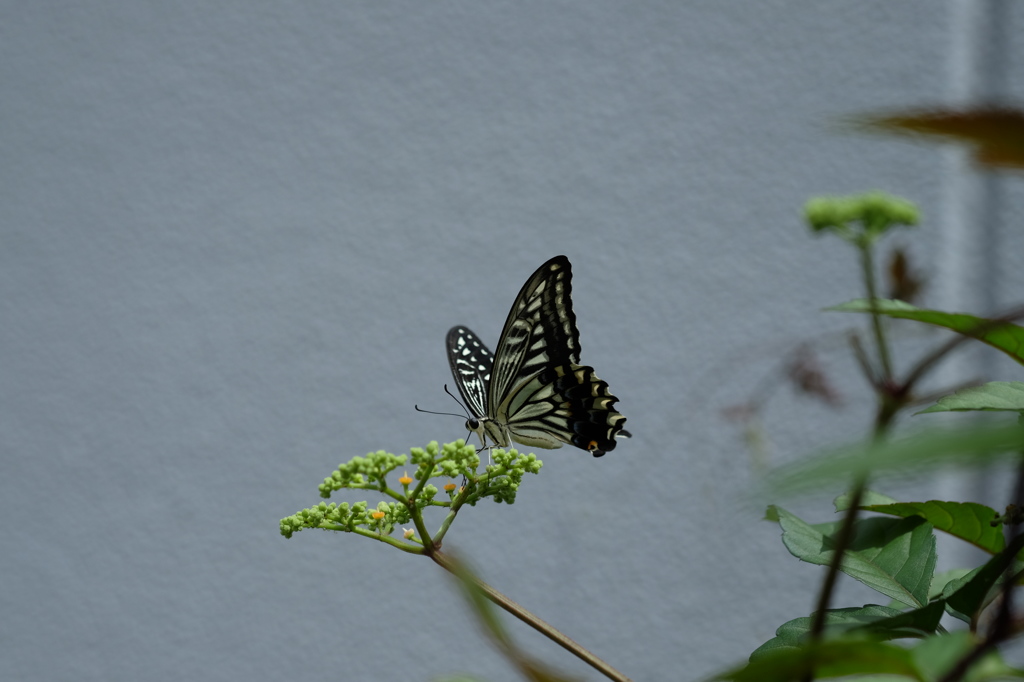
(860, 242, 893, 381)
(430, 549, 633, 682)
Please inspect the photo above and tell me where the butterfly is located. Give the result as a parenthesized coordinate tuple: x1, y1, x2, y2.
(446, 255, 629, 457)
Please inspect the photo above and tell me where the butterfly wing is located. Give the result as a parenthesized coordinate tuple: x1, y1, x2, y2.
(498, 362, 628, 456)
(488, 256, 629, 457)
(446, 326, 494, 419)
(487, 255, 579, 408)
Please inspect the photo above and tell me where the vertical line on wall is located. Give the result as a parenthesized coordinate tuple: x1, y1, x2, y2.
(935, 0, 1011, 571)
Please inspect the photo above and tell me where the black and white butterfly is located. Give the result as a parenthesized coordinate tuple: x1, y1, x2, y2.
(446, 255, 629, 457)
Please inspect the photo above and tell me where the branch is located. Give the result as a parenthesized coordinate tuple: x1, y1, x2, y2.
(430, 549, 633, 682)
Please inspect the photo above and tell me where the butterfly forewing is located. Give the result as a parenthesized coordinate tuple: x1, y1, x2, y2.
(445, 255, 628, 457)
(488, 256, 580, 411)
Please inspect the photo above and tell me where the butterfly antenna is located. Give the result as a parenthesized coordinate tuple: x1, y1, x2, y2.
(413, 404, 465, 419)
(443, 384, 473, 420)
(414, 385, 473, 420)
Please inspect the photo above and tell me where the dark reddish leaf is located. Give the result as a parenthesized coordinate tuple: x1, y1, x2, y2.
(857, 108, 1024, 170)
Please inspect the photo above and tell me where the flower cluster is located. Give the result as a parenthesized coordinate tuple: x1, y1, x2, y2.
(280, 440, 544, 547)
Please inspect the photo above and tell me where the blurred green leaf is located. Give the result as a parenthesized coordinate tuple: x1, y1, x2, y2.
(764, 423, 1024, 498)
(819, 677, 915, 682)
(717, 639, 922, 682)
(909, 630, 1024, 681)
(829, 299, 1024, 366)
(919, 382, 1024, 415)
(722, 630, 1024, 682)
(836, 491, 900, 510)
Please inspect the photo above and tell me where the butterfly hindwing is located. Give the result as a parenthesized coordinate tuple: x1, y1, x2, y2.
(446, 255, 628, 457)
(498, 363, 628, 456)
(445, 326, 494, 419)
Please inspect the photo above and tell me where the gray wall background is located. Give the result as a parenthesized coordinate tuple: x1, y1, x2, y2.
(4, 2, 1024, 681)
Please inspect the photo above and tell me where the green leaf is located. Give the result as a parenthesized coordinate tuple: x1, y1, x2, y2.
(909, 630, 1024, 681)
(751, 606, 900, 658)
(729, 631, 1024, 682)
(942, 533, 1024, 623)
(910, 631, 975, 681)
(751, 604, 937, 660)
(718, 639, 922, 682)
(836, 490, 899, 511)
(847, 599, 946, 639)
(854, 500, 1003, 555)
(764, 423, 1024, 498)
(940, 566, 985, 625)
(919, 382, 1024, 414)
(929, 569, 976, 601)
(821, 677, 916, 682)
(829, 299, 1024, 366)
(775, 508, 936, 608)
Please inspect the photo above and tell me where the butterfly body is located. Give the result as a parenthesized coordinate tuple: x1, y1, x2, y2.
(446, 256, 628, 457)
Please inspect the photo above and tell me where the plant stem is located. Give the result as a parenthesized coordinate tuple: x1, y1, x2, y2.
(900, 302, 1024, 396)
(848, 332, 880, 390)
(430, 549, 633, 682)
(347, 526, 426, 554)
(860, 242, 893, 381)
(936, 451, 1024, 682)
(433, 485, 474, 545)
(409, 501, 435, 552)
(803, 246, 899, 682)
(804, 475, 867, 635)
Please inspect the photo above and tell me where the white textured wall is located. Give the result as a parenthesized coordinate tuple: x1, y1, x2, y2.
(3, 3, 1023, 681)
